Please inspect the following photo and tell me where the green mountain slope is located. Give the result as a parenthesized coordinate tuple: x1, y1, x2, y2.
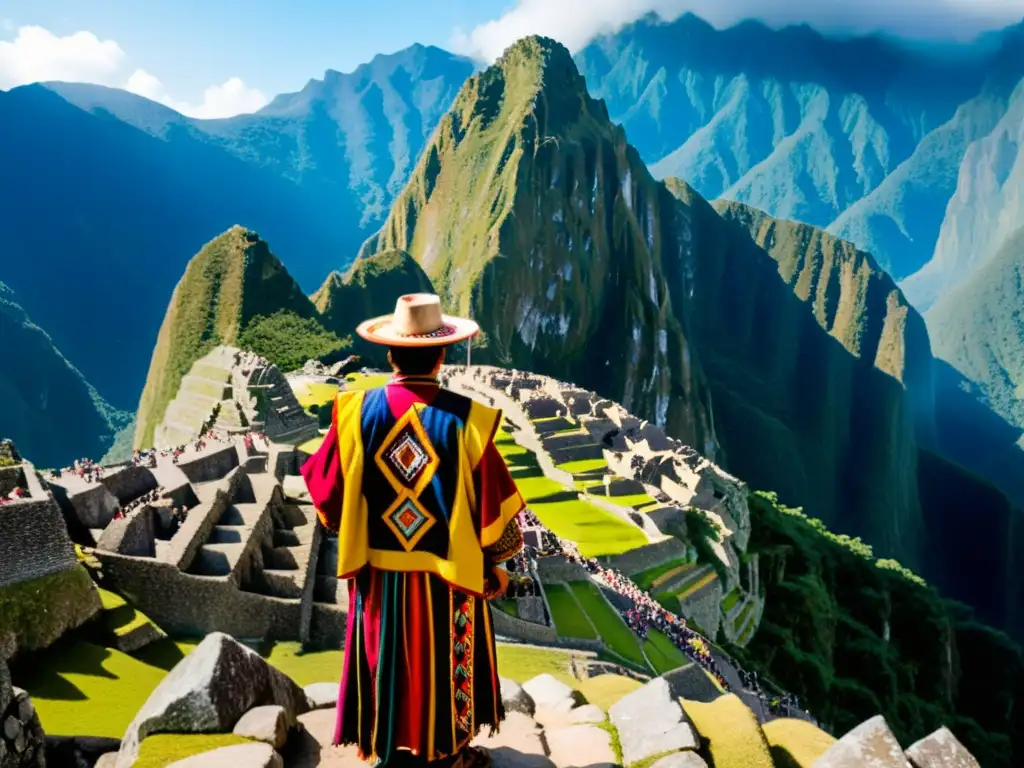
(0, 45, 472, 410)
(929, 226, 1024, 431)
(362, 36, 718, 453)
(361, 35, 1024, 644)
(666, 186, 934, 567)
(902, 79, 1024, 310)
(0, 281, 130, 468)
(133, 227, 345, 448)
(575, 14, 1024, 288)
(313, 249, 435, 367)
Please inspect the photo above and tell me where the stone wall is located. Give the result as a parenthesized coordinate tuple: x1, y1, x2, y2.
(309, 603, 347, 650)
(0, 493, 77, 589)
(95, 552, 302, 640)
(597, 537, 688, 577)
(177, 444, 240, 485)
(0, 466, 25, 499)
(516, 596, 547, 625)
(97, 507, 156, 557)
(100, 465, 158, 505)
(678, 577, 724, 639)
(535, 556, 590, 582)
(490, 605, 559, 645)
(1, 684, 45, 767)
(49, 479, 119, 529)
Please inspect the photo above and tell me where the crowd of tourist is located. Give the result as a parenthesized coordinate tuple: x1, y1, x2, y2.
(513, 508, 806, 719)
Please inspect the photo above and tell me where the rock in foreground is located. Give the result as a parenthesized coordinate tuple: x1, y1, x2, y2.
(609, 678, 698, 765)
(115, 632, 311, 767)
(812, 715, 910, 767)
(167, 742, 283, 768)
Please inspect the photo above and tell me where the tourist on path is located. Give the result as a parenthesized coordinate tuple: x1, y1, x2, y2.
(302, 294, 525, 768)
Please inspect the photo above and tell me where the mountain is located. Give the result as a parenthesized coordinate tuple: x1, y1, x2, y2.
(574, 14, 1024, 289)
(929, 226, 1024, 432)
(361, 36, 719, 454)
(313, 249, 435, 367)
(0, 45, 473, 411)
(133, 227, 345, 448)
(902, 79, 1024, 310)
(0, 281, 130, 468)
(360, 35, 1024, 642)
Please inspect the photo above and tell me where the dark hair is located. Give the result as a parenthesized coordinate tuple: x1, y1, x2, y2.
(387, 345, 445, 376)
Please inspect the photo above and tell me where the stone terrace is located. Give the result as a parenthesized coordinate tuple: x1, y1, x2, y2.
(50, 436, 346, 648)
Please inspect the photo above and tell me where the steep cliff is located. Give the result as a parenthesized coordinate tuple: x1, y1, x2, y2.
(0, 282, 130, 468)
(362, 37, 717, 454)
(902, 78, 1024, 310)
(134, 227, 344, 448)
(312, 249, 435, 366)
(662, 184, 933, 568)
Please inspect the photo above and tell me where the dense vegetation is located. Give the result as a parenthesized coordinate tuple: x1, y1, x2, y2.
(0, 281, 130, 468)
(312, 249, 434, 367)
(133, 227, 335, 448)
(237, 311, 349, 373)
(733, 491, 1024, 768)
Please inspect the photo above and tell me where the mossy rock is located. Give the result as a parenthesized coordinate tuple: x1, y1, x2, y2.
(0, 566, 101, 658)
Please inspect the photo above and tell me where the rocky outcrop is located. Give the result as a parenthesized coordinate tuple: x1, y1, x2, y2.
(168, 742, 283, 768)
(609, 678, 699, 765)
(905, 727, 981, 768)
(115, 632, 312, 767)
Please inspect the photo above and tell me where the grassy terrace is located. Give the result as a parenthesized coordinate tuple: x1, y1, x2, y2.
(568, 581, 648, 669)
(545, 583, 598, 639)
(633, 558, 695, 592)
(682, 694, 775, 768)
(643, 629, 688, 675)
(494, 428, 647, 558)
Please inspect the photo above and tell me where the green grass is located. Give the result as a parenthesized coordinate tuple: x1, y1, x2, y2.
(569, 581, 648, 669)
(734, 600, 755, 631)
(545, 584, 598, 639)
(592, 492, 660, 509)
(294, 381, 340, 409)
(762, 719, 836, 768)
(722, 587, 742, 614)
(24, 640, 173, 738)
(493, 598, 519, 618)
(632, 559, 694, 592)
(496, 426, 648, 558)
(557, 458, 608, 474)
(98, 587, 155, 638)
(136, 734, 252, 768)
(342, 373, 390, 391)
(643, 629, 688, 675)
(681, 694, 775, 768)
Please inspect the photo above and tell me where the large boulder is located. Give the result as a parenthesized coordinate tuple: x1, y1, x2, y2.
(609, 677, 698, 765)
(232, 705, 289, 749)
(812, 715, 911, 768)
(500, 678, 536, 717)
(905, 727, 980, 768)
(167, 742, 283, 768)
(115, 632, 311, 767)
(651, 753, 709, 768)
(521, 674, 584, 714)
(303, 683, 339, 711)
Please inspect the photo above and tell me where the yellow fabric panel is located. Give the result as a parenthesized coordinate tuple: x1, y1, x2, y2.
(480, 492, 526, 548)
(465, 401, 501, 470)
(335, 390, 369, 579)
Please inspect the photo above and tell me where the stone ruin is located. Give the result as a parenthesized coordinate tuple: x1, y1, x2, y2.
(1, 442, 103, 767)
(46, 435, 348, 650)
(154, 346, 319, 450)
(442, 365, 762, 646)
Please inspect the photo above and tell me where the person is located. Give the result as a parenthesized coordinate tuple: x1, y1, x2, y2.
(301, 293, 525, 768)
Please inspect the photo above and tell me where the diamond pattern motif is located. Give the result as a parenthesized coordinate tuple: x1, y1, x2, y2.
(375, 407, 440, 497)
(382, 495, 436, 551)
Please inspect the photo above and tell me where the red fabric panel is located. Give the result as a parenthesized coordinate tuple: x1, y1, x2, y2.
(300, 401, 344, 532)
(475, 441, 524, 534)
(397, 573, 427, 751)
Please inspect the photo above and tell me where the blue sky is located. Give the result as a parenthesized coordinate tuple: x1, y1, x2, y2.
(2, 0, 1021, 118)
(0, 0, 507, 97)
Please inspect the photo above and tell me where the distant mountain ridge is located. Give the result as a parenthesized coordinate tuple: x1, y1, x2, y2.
(575, 13, 1024, 287)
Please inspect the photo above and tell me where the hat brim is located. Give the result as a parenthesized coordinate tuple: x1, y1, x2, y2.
(356, 314, 480, 347)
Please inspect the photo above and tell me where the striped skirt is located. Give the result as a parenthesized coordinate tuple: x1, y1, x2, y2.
(335, 568, 505, 763)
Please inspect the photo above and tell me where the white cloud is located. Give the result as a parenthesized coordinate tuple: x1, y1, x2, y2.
(452, 0, 1024, 62)
(126, 69, 268, 118)
(0, 24, 267, 117)
(0, 25, 125, 89)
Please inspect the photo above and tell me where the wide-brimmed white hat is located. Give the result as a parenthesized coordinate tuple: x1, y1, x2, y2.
(356, 293, 479, 347)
